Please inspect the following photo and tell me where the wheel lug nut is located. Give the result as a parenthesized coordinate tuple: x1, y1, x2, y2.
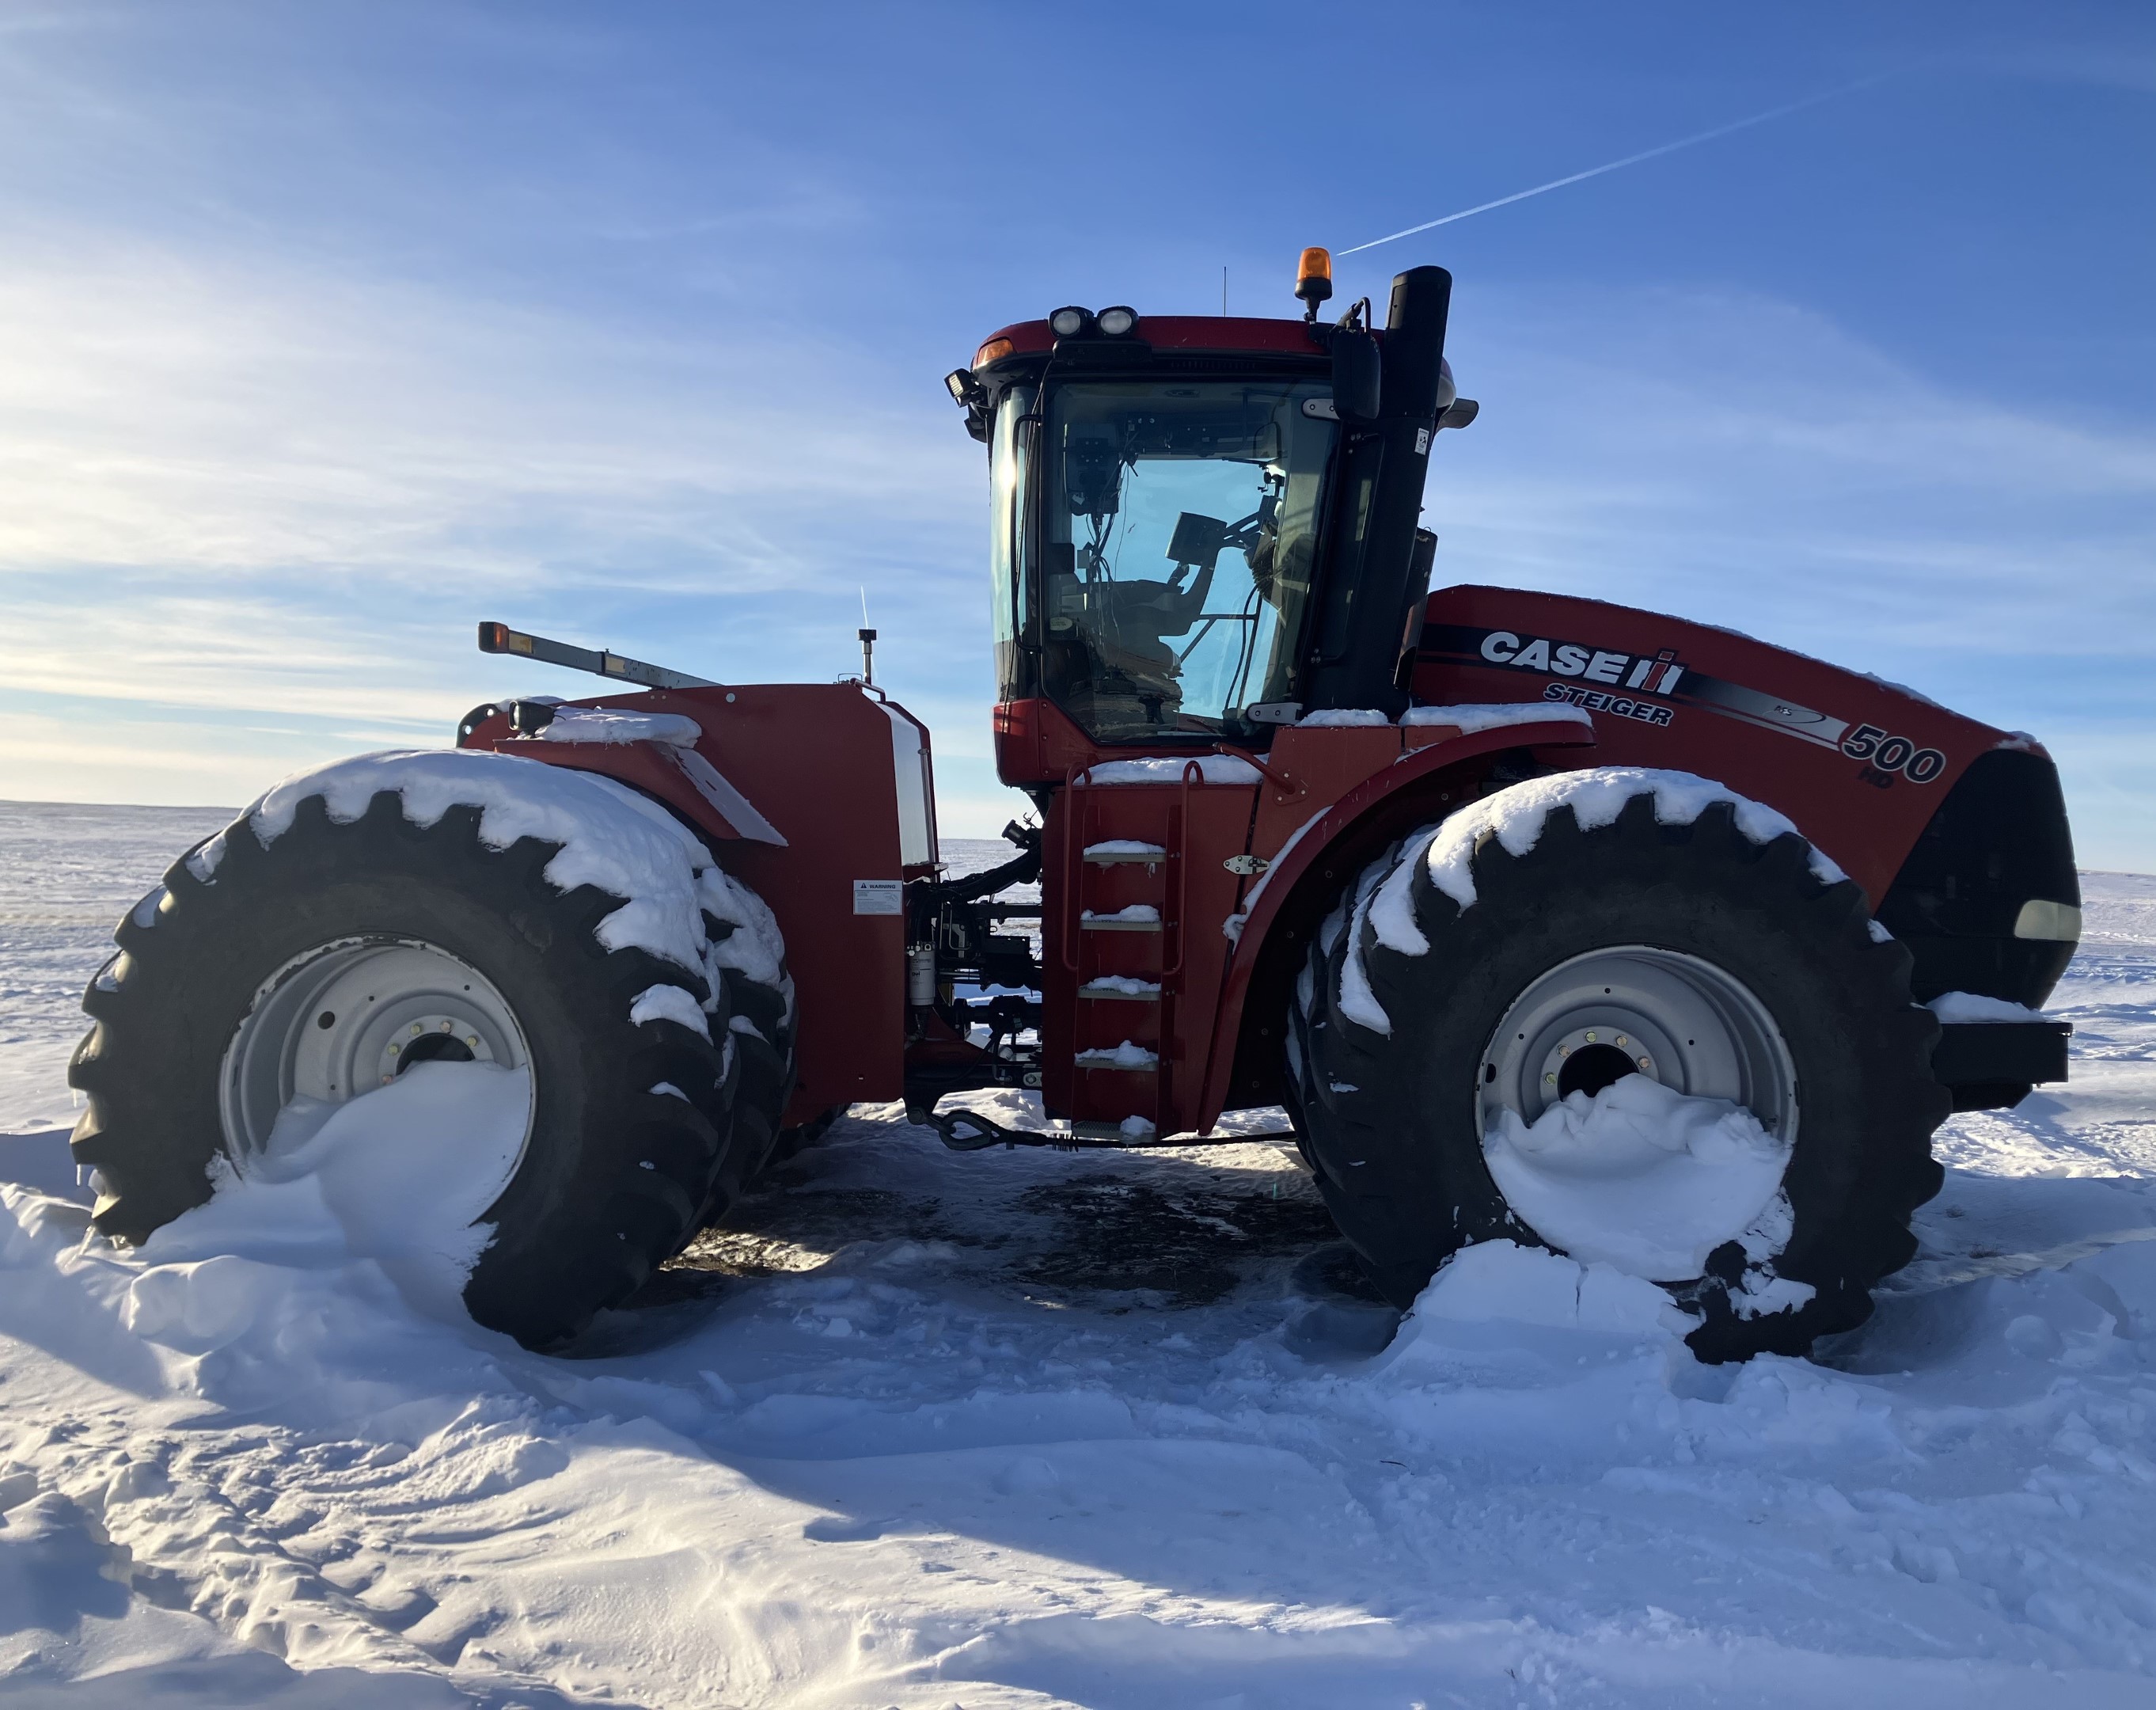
(410, 1024, 423, 1036)
(1638, 1055, 1651, 1069)
(387, 1042, 399, 1055)
(439, 1020, 453, 1033)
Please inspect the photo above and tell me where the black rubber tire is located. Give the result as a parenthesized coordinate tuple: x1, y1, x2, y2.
(69, 787, 763, 1349)
(1289, 786, 1949, 1362)
(700, 920, 799, 1196)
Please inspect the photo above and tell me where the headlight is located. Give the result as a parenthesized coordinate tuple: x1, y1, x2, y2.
(1048, 306, 1090, 338)
(1097, 306, 1138, 336)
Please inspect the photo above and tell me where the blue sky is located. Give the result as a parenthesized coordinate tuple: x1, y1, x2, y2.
(1, 2, 2150, 868)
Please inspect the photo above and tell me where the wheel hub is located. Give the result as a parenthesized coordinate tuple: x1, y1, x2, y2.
(1546, 1029, 1657, 1102)
(381, 1016, 486, 1085)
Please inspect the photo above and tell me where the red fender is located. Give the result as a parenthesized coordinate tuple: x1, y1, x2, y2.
(1195, 715, 1599, 1130)
(461, 682, 925, 1122)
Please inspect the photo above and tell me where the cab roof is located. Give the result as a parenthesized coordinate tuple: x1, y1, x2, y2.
(971, 314, 1346, 370)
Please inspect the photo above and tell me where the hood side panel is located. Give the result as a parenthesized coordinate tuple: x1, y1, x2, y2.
(1411, 585, 2034, 910)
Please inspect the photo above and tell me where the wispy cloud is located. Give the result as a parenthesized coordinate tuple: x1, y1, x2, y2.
(0, 231, 969, 591)
(0, 214, 1005, 814)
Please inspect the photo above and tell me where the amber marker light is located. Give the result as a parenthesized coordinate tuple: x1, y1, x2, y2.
(974, 336, 1015, 367)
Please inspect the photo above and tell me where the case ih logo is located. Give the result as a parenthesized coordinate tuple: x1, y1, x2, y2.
(1423, 621, 1873, 758)
(1475, 629, 1687, 696)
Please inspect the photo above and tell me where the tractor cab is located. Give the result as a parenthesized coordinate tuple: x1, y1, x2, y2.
(950, 252, 1478, 790)
(1001, 369, 1334, 743)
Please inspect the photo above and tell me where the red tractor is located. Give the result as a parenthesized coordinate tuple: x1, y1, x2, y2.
(70, 251, 2079, 1360)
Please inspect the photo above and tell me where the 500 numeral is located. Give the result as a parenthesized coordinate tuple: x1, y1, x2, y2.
(1842, 724, 1945, 782)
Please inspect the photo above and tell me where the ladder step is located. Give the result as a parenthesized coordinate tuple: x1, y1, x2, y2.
(1084, 840, 1167, 865)
(1073, 1047, 1159, 1072)
(1079, 978, 1161, 1001)
(1080, 905, 1162, 935)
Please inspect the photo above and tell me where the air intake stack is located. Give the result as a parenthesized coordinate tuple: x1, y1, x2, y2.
(1300, 264, 1455, 716)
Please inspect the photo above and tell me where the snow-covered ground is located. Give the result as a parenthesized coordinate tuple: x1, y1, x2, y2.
(4, 800, 2156, 1707)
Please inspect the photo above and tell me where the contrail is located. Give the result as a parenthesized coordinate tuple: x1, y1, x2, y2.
(1338, 80, 1881, 256)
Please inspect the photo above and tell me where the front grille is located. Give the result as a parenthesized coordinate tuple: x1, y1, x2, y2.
(1875, 748, 2080, 1005)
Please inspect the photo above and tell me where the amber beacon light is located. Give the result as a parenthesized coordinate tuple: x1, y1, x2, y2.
(1295, 246, 1334, 317)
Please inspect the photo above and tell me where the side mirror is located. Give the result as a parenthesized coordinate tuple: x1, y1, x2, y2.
(1331, 331, 1381, 421)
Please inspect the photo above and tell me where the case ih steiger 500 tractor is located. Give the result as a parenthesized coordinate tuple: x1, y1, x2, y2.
(70, 252, 2079, 1360)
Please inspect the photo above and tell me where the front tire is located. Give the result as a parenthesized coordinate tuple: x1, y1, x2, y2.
(1289, 775, 1947, 1361)
(70, 777, 772, 1348)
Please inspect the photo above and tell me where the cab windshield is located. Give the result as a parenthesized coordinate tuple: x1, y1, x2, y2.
(996, 378, 1336, 743)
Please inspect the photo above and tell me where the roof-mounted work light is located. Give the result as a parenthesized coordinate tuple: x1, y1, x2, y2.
(1048, 306, 1091, 338)
(1096, 305, 1138, 336)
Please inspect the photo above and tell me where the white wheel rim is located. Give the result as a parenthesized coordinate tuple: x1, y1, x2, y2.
(1476, 945, 1799, 1281)
(219, 937, 536, 1178)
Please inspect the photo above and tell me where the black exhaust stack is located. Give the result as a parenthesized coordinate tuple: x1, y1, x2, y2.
(1301, 266, 1453, 716)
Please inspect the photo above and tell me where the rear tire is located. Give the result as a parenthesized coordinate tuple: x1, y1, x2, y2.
(1289, 779, 1947, 1361)
(700, 891, 799, 1192)
(70, 784, 771, 1348)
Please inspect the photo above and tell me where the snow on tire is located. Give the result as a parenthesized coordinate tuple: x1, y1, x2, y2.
(69, 750, 783, 1348)
(1288, 766, 1949, 1362)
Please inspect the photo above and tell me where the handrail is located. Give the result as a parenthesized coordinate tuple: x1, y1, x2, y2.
(1161, 759, 1202, 982)
(1213, 742, 1301, 797)
(1057, 760, 1086, 973)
